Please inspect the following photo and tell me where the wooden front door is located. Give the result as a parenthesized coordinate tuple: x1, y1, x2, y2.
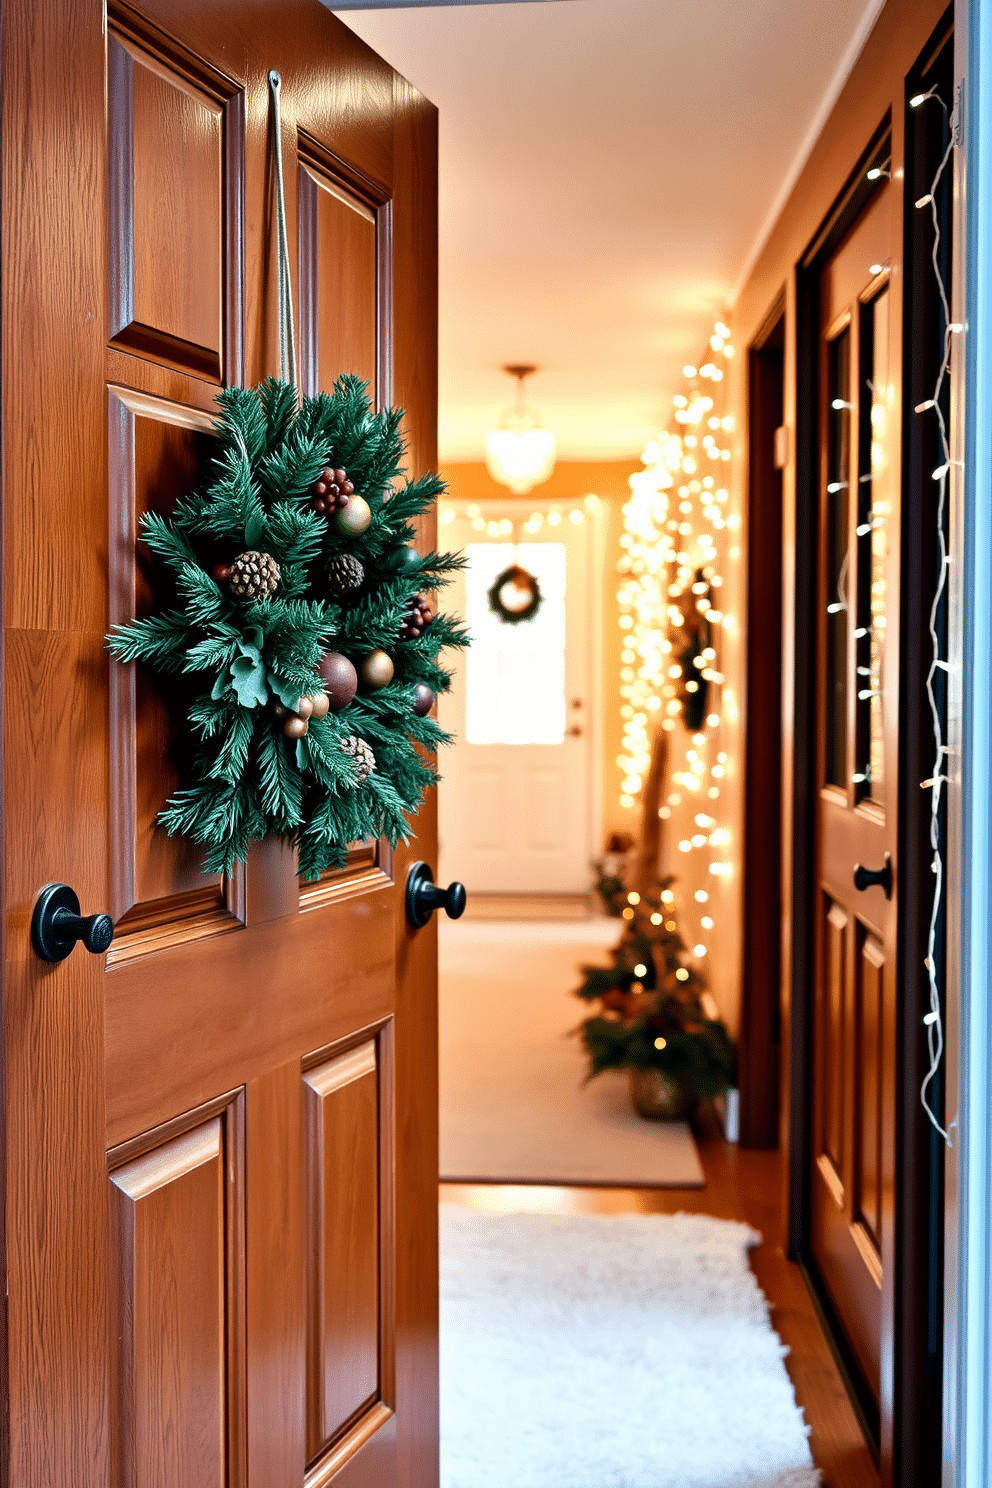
(2, 3, 440, 1485)
(810, 182, 898, 1411)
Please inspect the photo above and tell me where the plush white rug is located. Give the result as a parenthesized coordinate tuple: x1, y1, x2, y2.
(440, 1209, 820, 1488)
(439, 919, 704, 1187)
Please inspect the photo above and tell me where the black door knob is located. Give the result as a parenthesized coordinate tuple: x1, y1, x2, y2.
(852, 853, 893, 899)
(405, 861, 467, 929)
(31, 883, 114, 963)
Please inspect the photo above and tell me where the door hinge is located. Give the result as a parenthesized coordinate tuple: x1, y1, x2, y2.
(954, 79, 965, 148)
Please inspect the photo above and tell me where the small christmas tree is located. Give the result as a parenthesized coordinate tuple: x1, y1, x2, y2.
(576, 867, 735, 1113)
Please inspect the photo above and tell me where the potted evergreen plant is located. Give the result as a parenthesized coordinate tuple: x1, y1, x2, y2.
(576, 868, 735, 1120)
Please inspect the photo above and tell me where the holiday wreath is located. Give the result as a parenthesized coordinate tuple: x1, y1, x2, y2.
(107, 375, 467, 880)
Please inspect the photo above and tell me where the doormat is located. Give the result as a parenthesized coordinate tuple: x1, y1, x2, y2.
(440, 1209, 820, 1488)
(439, 920, 703, 1186)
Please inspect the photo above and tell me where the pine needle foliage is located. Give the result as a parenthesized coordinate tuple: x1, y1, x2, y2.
(574, 866, 736, 1104)
(107, 376, 467, 879)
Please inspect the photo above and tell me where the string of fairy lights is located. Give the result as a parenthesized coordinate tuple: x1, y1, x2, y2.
(618, 322, 738, 964)
(911, 85, 957, 1147)
(439, 494, 601, 537)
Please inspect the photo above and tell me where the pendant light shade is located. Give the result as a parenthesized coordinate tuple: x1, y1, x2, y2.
(485, 364, 556, 494)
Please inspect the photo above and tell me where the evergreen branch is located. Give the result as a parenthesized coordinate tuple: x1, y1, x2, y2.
(106, 611, 192, 670)
(256, 729, 305, 829)
(208, 707, 256, 782)
(258, 377, 301, 451)
(139, 512, 199, 573)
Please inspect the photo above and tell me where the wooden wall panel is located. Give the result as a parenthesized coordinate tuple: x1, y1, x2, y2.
(109, 1107, 245, 1488)
(298, 158, 382, 402)
(304, 1040, 382, 1465)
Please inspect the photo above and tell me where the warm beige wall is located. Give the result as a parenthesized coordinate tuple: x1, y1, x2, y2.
(439, 459, 641, 858)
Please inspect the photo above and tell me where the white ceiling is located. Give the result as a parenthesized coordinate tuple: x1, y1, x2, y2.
(334, 0, 883, 461)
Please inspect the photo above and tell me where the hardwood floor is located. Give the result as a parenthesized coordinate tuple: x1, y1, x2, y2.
(440, 1105, 879, 1488)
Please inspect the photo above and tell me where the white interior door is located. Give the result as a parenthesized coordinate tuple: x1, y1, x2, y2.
(438, 499, 599, 895)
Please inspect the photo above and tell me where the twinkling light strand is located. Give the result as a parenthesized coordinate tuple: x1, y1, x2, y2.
(618, 324, 736, 963)
(912, 86, 956, 1146)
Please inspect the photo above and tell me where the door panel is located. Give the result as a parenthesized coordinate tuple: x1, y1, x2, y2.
(108, 27, 239, 381)
(109, 1102, 245, 1488)
(298, 160, 380, 401)
(0, 3, 439, 1485)
(108, 387, 233, 931)
(821, 898, 847, 1180)
(810, 182, 897, 1413)
(855, 931, 884, 1252)
(304, 1036, 389, 1463)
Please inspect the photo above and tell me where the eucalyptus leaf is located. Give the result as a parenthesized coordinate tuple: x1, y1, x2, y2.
(230, 655, 269, 708)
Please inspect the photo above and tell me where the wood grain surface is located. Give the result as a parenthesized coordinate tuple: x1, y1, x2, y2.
(0, 2, 440, 1484)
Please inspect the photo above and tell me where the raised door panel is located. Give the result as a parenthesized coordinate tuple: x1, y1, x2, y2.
(107, 385, 242, 957)
(298, 156, 383, 402)
(109, 1100, 245, 1488)
(854, 931, 885, 1256)
(303, 1032, 394, 1473)
(820, 898, 848, 1189)
(107, 23, 242, 382)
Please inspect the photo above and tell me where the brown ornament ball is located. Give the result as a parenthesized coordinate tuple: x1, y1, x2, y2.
(283, 716, 309, 739)
(294, 696, 314, 721)
(212, 562, 233, 583)
(309, 690, 330, 721)
(318, 652, 359, 711)
(359, 649, 395, 689)
(412, 683, 435, 717)
(273, 703, 289, 719)
(332, 493, 372, 538)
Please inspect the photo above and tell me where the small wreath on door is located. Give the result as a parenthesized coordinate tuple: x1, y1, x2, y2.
(488, 564, 543, 625)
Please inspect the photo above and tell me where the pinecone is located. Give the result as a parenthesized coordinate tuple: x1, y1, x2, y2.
(310, 467, 355, 515)
(228, 550, 280, 600)
(400, 593, 435, 641)
(340, 734, 376, 784)
(326, 552, 365, 598)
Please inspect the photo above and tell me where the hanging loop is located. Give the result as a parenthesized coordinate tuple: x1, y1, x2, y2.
(268, 69, 298, 387)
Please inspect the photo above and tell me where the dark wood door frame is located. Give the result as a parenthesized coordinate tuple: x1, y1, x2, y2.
(894, 15, 954, 1484)
(740, 303, 785, 1149)
(787, 10, 954, 1479)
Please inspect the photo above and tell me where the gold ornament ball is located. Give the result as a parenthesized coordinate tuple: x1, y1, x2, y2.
(360, 649, 394, 689)
(294, 696, 314, 721)
(309, 690, 330, 720)
(283, 716, 309, 739)
(333, 494, 372, 538)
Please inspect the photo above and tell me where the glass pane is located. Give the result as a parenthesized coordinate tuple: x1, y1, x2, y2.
(464, 542, 567, 745)
(824, 328, 851, 788)
(855, 291, 889, 805)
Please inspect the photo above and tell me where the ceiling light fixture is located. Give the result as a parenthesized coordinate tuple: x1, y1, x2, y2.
(484, 364, 556, 494)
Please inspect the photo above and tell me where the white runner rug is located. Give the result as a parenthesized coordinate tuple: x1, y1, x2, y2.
(439, 919, 703, 1187)
(440, 1208, 820, 1488)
